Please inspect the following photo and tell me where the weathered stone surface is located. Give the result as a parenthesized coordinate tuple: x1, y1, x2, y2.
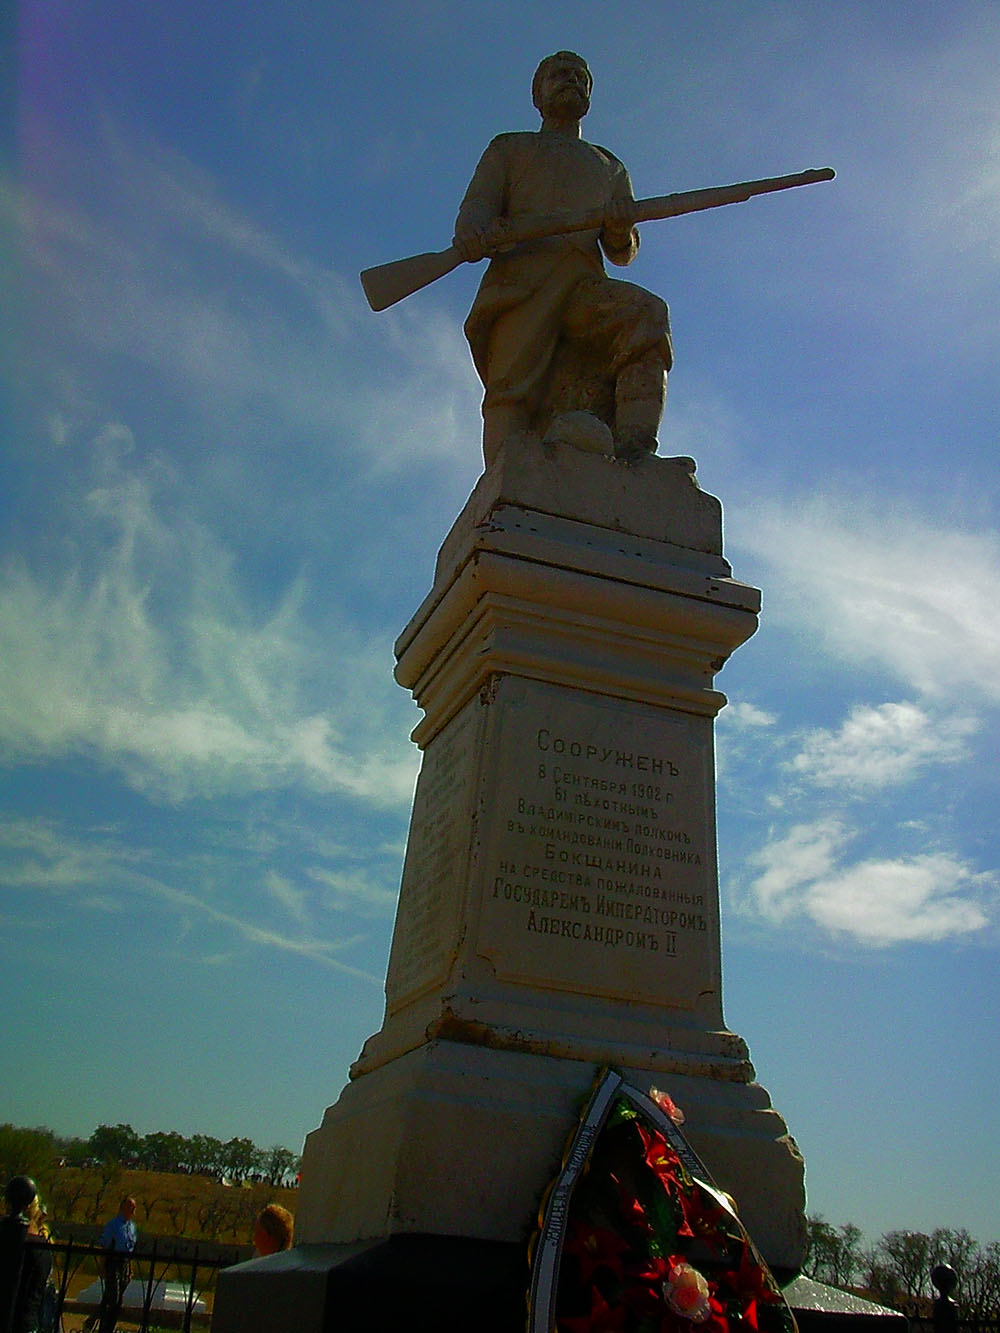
(293, 443, 806, 1275)
(432, 435, 730, 582)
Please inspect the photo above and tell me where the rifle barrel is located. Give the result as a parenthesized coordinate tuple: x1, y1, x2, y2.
(359, 166, 835, 311)
(633, 167, 835, 225)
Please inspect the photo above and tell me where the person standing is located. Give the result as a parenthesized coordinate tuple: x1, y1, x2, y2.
(97, 1196, 137, 1333)
(0, 1176, 52, 1333)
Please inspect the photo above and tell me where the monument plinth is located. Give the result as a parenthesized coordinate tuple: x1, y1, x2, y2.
(293, 439, 805, 1271)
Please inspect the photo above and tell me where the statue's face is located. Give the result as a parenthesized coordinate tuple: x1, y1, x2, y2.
(537, 54, 591, 119)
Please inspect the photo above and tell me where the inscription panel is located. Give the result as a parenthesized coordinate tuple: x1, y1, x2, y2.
(385, 697, 479, 1010)
(475, 678, 719, 1008)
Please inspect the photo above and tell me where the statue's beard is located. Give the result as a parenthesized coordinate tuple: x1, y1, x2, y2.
(547, 86, 590, 118)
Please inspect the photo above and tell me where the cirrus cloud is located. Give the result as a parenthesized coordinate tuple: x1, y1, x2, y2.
(0, 431, 419, 809)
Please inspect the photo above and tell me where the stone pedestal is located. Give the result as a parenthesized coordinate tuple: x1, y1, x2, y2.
(300, 439, 804, 1254)
(214, 439, 807, 1332)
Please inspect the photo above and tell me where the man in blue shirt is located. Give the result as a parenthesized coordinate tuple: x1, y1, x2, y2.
(97, 1197, 137, 1333)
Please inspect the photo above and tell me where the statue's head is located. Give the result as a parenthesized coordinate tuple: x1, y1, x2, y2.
(532, 51, 592, 119)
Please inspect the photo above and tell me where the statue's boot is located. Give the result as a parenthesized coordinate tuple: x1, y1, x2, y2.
(614, 355, 664, 462)
(614, 356, 693, 472)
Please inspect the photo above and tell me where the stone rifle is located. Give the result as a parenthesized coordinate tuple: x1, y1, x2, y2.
(360, 166, 834, 312)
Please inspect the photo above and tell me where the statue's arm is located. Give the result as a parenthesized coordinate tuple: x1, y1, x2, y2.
(453, 137, 510, 262)
(600, 161, 640, 267)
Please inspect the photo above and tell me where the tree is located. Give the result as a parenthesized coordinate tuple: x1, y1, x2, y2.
(0, 1123, 56, 1187)
(196, 1186, 237, 1241)
(261, 1145, 298, 1187)
(962, 1240, 1000, 1320)
(88, 1123, 141, 1167)
(864, 1231, 934, 1314)
(161, 1190, 200, 1237)
(804, 1215, 863, 1289)
(219, 1137, 260, 1183)
(138, 1130, 186, 1173)
(47, 1169, 93, 1224)
(85, 1160, 124, 1224)
(184, 1134, 223, 1176)
(54, 1134, 89, 1167)
(930, 1228, 980, 1289)
(860, 1244, 894, 1305)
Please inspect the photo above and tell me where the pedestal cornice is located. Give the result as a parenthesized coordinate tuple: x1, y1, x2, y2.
(397, 442, 761, 748)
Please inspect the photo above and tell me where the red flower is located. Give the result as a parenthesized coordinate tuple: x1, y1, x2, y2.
(609, 1170, 654, 1236)
(723, 1241, 783, 1327)
(565, 1218, 631, 1284)
(624, 1254, 731, 1333)
(700, 1293, 731, 1333)
(637, 1124, 682, 1182)
(558, 1285, 628, 1333)
(675, 1185, 733, 1253)
(634, 1125, 694, 1240)
(622, 1253, 674, 1322)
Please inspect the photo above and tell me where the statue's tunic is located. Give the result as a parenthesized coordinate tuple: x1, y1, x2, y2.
(456, 131, 673, 419)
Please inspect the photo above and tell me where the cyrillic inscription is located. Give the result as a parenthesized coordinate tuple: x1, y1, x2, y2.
(476, 680, 719, 1007)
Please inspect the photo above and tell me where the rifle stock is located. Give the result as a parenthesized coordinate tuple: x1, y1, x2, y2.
(360, 166, 834, 312)
(361, 245, 465, 312)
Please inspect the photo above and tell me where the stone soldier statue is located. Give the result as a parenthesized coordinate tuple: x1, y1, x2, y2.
(359, 54, 830, 468)
(452, 51, 674, 466)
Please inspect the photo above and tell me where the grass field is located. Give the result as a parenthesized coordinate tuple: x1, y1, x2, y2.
(45, 1165, 297, 1247)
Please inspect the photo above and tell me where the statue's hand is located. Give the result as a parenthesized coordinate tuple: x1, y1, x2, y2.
(453, 217, 512, 262)
(453, 223, 488, 263)
(603, 198, 637, 250)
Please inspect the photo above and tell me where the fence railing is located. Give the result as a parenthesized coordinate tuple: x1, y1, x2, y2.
(911, 1321, 1000, 1333)
(8, 1234, 244, 1332)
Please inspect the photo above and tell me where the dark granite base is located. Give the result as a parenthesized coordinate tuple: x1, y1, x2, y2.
(211, 1234, 528, 1333)
(213, 1236, 909, 1333)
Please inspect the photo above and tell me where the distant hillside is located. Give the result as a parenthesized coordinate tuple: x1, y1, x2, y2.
(44, 1165, 298, 1247)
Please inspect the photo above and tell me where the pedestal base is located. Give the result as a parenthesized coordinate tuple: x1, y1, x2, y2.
(296, 1040, 805, 1272)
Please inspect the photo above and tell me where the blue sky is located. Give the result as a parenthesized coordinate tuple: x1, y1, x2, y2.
(2, 0, 998, 1247)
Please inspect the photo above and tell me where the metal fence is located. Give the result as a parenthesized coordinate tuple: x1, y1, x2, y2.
(911, 1322, 1000, 1333)
(7, 1234, 243, 1332)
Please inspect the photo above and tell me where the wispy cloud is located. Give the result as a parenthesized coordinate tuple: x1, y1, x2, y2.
(10, 122, 480, 477)
(0, 429, 419, 807)
(0, 817, 138, 895)
(305, 865, 399, 917)
(913, 84, 1000, 269)
(0, 816, 384, 979)
(262, 870, 311, 928)
(746, 819, 995, 946)
(731, 498, 1000, 704)
(789, 701, 974, 790)
(2, 114, 488, 818)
